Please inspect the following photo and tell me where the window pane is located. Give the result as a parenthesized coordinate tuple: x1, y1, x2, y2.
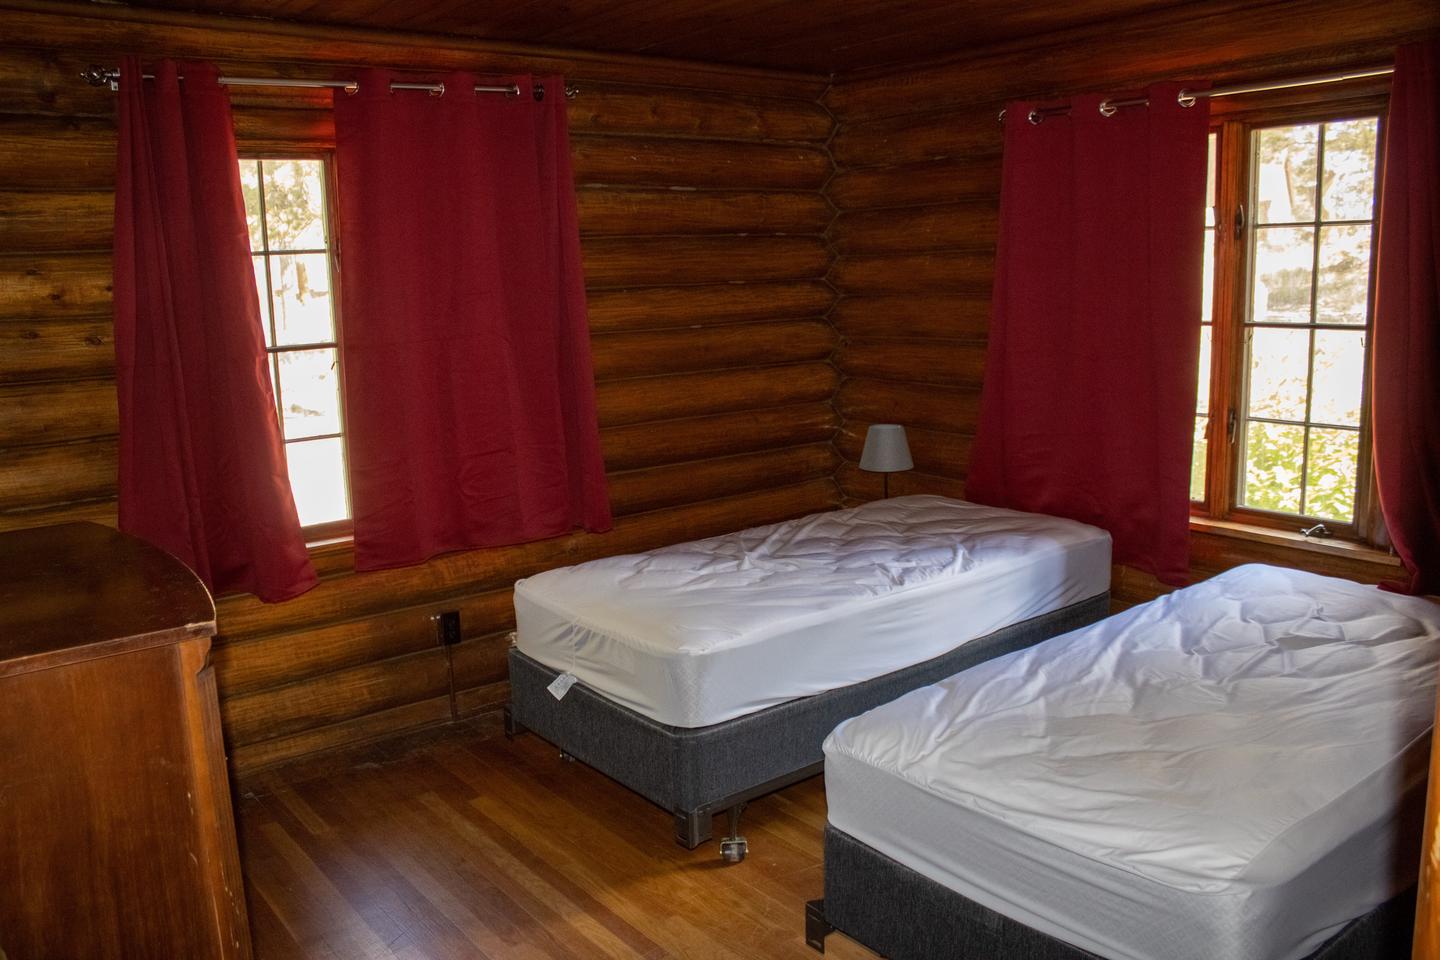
(240, 160, 264, 251)
(1255, 124, 1318, 224)
(1192, 132, 1218, 506)
(1196, 325, 1212, 415)
(251, 256, 273, 348)
(1201, 233, 1215, 327)
(269, 253, 336, 346)
(1191, 417, 1208, 502)
(269, 354, 282, 423)
(1205, 132, 1217, 225)
(1316, 224, 1372, 325)
(1251, 226, 1314, 324)
(285, 437, 349, 527)
(1305, 427, 1360, 522)
(1311, 329, 1365, 427)
(1241, 420, 1305, 513)
(1321, 119, 1378, 221)
(260, 159, 328, 251)
(1246, 327, 1310, 421)
(277, 348, 342, 440)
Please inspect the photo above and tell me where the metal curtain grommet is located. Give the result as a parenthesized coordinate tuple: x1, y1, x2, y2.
(1177, 89, 1198, 108)
(1027, 108, 1042, 125)
(1098, 100, 1118, 117)
(533, 82, 546, 101)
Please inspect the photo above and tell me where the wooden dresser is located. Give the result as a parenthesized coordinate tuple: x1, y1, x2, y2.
(0, 523, 251, 960)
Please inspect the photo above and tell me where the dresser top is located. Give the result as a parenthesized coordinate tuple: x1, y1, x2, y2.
(0, 523, 215, 678)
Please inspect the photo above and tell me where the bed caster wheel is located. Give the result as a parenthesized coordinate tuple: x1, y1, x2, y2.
(720, 836, 747, 863)
(559, 750, 575, 762)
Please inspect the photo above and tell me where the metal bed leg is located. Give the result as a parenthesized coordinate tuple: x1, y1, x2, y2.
(675, 809, 712, 849)
(719, 802, 748, 863)
(804, 899, 831, 952)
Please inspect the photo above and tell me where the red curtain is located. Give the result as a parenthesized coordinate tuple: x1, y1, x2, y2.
(1373, 40, 1440, 595)
(965, 84, 1210, 585)
(334, 72, 611, 571)
(113, 58, 317, 602)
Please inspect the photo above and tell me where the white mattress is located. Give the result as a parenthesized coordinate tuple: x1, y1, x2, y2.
(513, 495, 1111, 728)
(824, 564, 1440, 960)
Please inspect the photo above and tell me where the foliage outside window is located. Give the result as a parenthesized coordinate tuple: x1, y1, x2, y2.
(1191, 99, 1381, 538)
(240, 157, 351, 532)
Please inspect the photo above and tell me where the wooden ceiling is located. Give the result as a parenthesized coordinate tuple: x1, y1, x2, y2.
(113, 0, 1198, 75)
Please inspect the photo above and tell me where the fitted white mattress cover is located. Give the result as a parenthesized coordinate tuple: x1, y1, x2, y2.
(512, 495, 1111, 728)
(824, 564, 1440, 960)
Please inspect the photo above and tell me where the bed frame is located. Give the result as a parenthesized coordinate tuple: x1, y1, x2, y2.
(505, 592, 1109, 861)
(806, 825, 1415, 959)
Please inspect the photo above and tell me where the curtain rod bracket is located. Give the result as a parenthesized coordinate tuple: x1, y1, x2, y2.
(82, 65, 120, 91)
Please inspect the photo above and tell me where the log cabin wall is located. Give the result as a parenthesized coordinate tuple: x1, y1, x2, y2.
(824, 0, 1440, 608)
(0, 1, 840, 773)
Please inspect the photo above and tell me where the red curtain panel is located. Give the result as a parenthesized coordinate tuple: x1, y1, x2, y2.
(334, 72, 612, 571)
(965, 84, 1211, 585)
(1373, 40, 1440, 595)
(113, 58, 317, 602)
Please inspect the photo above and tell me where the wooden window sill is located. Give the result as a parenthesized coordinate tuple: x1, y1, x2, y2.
(304, 535, 356, 578)
(1189, 517, 1402, 569)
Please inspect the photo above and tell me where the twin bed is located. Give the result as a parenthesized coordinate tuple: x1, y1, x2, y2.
(503, 494, 1440, 958)
(507, 495, 1111, 857)
(809, 564, 1440, 960)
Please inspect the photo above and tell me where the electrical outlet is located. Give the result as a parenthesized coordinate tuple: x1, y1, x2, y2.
(434, 610, 461, 646)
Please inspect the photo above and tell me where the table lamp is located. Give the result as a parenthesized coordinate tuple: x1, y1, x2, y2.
(859, 423, 913, 499)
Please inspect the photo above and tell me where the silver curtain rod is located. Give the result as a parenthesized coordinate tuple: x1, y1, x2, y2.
(81, 66, 578, 100)
(997, 65, 1393, 123)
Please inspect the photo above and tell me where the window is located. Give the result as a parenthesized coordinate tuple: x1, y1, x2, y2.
(1192, 94, 1383, 540)
(240, 157, 351, 533)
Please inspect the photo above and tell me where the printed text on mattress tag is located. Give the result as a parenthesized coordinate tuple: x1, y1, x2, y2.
(547, 672, 579, 700)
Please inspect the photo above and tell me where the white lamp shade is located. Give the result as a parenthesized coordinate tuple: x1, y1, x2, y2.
(859, 424, 913, 473)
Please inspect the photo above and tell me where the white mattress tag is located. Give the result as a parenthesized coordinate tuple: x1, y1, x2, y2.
(547, 672, 579, 700)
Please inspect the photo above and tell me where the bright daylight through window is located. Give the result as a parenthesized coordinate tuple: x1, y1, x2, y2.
(241, 157, 351, 531)
(1192, 112, 1380, 530)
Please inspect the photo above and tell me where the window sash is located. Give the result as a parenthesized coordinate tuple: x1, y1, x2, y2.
(242, 152, 353, 537)
(1191, 89, 1386, 543)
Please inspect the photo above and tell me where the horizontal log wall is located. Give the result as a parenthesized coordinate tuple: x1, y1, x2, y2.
(826, 0, 1437, 588)
(0, 6, 840, 774)
(824, 98, 999, 503)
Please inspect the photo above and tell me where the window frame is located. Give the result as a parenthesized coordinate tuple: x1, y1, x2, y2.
(1192, 81, 1389, 545)
(240, 149, 353, 543)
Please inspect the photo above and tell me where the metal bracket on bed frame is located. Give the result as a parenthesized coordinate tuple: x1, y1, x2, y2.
(804, 899, 831, 953)
(503, 704, 525, 740)
(675, 809, 713, 848)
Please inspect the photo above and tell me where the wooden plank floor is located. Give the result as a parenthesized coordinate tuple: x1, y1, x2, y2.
(236, 720, 878, 959)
